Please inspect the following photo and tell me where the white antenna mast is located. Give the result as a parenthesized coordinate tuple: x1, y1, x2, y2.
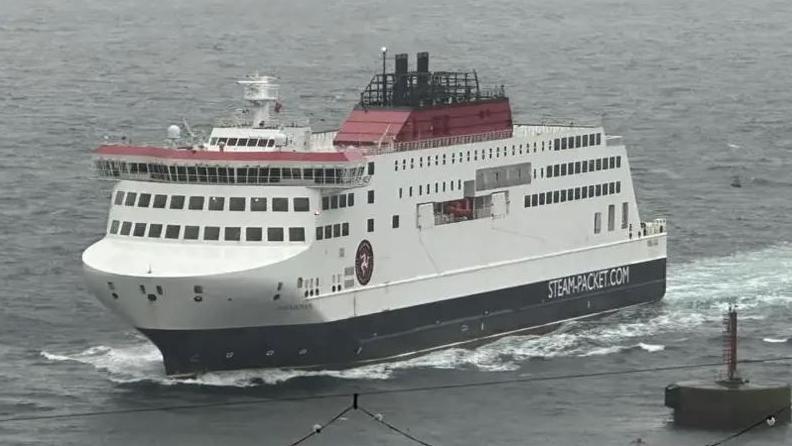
(238, 73, 279, 128)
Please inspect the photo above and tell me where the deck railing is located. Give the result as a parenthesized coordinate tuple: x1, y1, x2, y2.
(367, 129, 513, 155)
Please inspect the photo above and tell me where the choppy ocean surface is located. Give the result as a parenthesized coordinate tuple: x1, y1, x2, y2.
(1, 0, 791, 444)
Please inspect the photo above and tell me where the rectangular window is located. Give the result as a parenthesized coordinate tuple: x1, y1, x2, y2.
(561, 138, 567, 150)
(582, 161, 589, 173)
(132, 223, 146, 237)
(188, 196, 204, 210)
(608, 204, 616, 231)
(560, 190, 567, 202)
(324, 225, 332, 239)
(367, 218, 374, 232)
(322, 196, 329, 210)
(575, 135, 581, 147)
(609, 182, 615, 194)
(589, 185, 595, 197)
(184, 225, 200, 240)
(609, 156, 616, 169)
(553, 190, 560, 203)
(575, 162, 581, 174)
(137, 193, 151, 207)
(367, 190, 374, 204)
(539, 193, 546, 205)
(616, 156, 622, 168)
(170, 195, 185, 209)
(547, 166, 553, 178)
(554, 138, 560, 151)
(267, 227, 284, 242)
(596, 133, 601, 145)
(330, 195, 339, 209)
(165, 225, 180, 239)
(616, 181, 622, 193)
(289, 227, 305, 241)
(532, 194, 538, 206)
(120, 221, 132, 235)
(204, 226, 220, 240)
(293, 197, 309, 212)
(229, 197, 245, 211)
(340, 194, 348, 207)
(582, 186, 589, 199)
(251, 197, 266, 211)
(367, 162, 375, 175)
(560, 164, 567, 176)
(148, 224, 163, 238)
(208, 196, 224, 211)
(545, 191, 552, 204)
(316, 227, 324, 240)
(589, 160, 595, 171)
(114, 191, 125, 205)
(246, 227, 263, 241)
(524, 195, 531, 207)
(596, 159, 602, 171)
(347, 193, 355, 206)
(273, 198, 288, 212)
(594, 212, 602, 234)
(567, 136, 574, 149)
(153, 194, 167, 208)
(225, 227, 241, 241)
(332, 223, 341, 238)
(553, 165, 560, 177)
(392, 215, 400, 228)
(582, 135, 589, 147)
(124, 192, 137, 206)
(342, 222, 349, 236)
(622, 202, 629, 229)
(596, 184, 602, 196)
(109, 220, 120, 234)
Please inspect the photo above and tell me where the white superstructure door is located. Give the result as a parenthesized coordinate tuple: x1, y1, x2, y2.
(417, 203, 435, 229)
(491, 192, 508, 218)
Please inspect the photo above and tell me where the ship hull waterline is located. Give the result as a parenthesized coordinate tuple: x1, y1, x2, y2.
(135, 258, 666, 376)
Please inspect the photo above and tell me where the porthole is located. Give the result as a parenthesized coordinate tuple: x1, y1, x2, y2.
(156, 285, 163, 295)
(139, 285, 146, 294)
(111, 292, 119, 299)
(147, 294, 157, 302)
(225, 352, 234, 359)
(277, 281, 283, 291)
(298, 348, 308, 355)
(304, 291, 309, 298)
(194, 296, 203, 302)
(107, 282, 115, 291)
(273, 294, 280, 301)
(266, 350, 275, 356)
(194, 285, 203, 294)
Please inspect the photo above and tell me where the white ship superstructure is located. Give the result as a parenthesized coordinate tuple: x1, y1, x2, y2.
(83, 52, 667, 376)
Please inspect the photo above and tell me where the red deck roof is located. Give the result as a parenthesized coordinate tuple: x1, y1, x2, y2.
(95, 145, 363, 163)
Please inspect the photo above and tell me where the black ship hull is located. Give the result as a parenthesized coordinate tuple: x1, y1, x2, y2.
(140, 258, 666, 376)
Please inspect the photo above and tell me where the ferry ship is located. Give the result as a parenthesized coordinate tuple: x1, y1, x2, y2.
(82, 51, 668, 376)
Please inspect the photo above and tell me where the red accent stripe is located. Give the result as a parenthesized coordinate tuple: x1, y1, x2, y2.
(95, 145, 363, 163)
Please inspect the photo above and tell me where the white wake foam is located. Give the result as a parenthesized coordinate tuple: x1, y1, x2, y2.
(42, 243, 792, 386)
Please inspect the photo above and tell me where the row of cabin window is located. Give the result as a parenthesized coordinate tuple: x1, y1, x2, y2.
(315, 223, 350, 240)
(394, 141, 547, 171)
(546, 156, 622, 178)
(109, 220, 306, 242)
(209, 137, 277, 148)
(321, 193, 355, 210)
(524, 181, 622, 207)
(399, 179, 463, 198)
(97, 161, 363, 185)
(553, 133, 601, 151)
(594, 202, 629, 234)
(113, 191, 309, 212)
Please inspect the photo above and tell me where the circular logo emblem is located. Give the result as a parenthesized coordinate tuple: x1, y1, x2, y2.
(355, 240, 374, 285)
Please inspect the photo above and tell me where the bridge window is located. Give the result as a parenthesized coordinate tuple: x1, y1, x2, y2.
(225, 227, 241, 241)
(209, 196, 225, 211)
(165, 225, 180, 239)
(273, 198, 288, 212)
(148, 224, 162, 238)
(114, 191, 125, 205)
(289, 227, 305, 242)
(204, 226, 220, 240)
(170, 195, 185, 209)
(124, 192, 137, 206)
(230, 197, 245, 211)
(153, 194, 167, 208)
(237, 138, 248, 147)
(247, 138, 258, 147)
(268, 227, 284, 242)
(246, 227, 263, 241)
(294, 197, 309, 212)
(251, 197, 267, 211)
(189, 196, 204, 210)
(184, 226, 200, 240)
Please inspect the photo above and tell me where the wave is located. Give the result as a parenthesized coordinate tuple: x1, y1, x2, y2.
(41, 243, 792, 386)
(762, 337, 789, 344)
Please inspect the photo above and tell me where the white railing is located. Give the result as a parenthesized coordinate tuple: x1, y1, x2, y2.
(368, 129, 513, 155)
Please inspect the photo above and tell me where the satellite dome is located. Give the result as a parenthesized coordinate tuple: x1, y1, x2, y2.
(167, 124, 181, 140)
